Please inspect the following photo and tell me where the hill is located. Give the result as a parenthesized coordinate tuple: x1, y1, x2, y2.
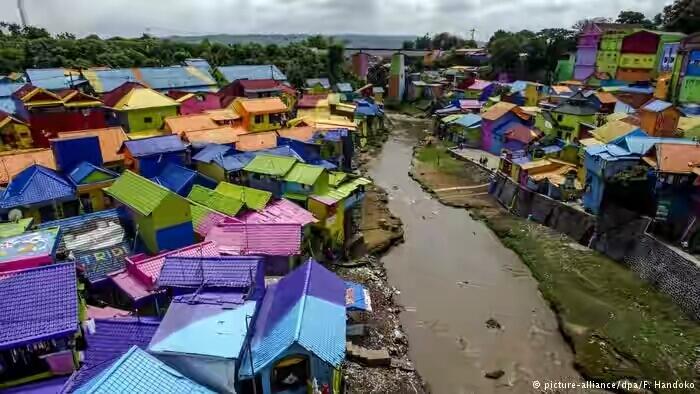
(168, 33, 418, 49)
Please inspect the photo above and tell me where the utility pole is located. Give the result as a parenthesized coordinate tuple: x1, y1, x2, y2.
(17, 0, 27, 28)
(468, 28, 476, 42)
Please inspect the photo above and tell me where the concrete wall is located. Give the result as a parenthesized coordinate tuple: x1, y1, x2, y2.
(489, 171, 700, 320)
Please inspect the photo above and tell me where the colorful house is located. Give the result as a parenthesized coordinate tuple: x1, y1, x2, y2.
(616, 30, 660, 82)
(68, 162, 118, 213)
(283, 163, 330, 204)
(70, 346, 214, 393)
(0, 263, 78, 389)
(238, 260, 346, 394)
(0, 111, 32, 151)
(187, 184, 245, 217)
(480, 102, 519, 154)
(119, 134, 188, 178)
(164, 113, 246, 147)
(192, 144, 253, 183)
(444, 113, 482, 147)
(503, 124, 540, 153)
(55, 127, 129, 170)
(306, 78, 332, 94)
(214, 182, 272, 211)
(675, 33, 700, 104)
(219, 79, 284, 105)
(13, 85, 107, 147)
(638, 99, 681, 137)
(60, 318, 159, 392)
(0, 227, 60, 272)
(594, 24, 639, 78)
(538, 94, 598, 143)
(574, 23, 603, 80)
(167, 90, 221, 115)
(463, 79, 494, 100)
(102, 83, 179, 133)
(233, 97, 288, 132)
(206, 222, 302, 257)
(216, 65, 287, 83)
(83, 66, 217, 94)
(104, 171, 193, 254)
(237, 131, 279, 152)
(244, 154, 298, 196)
(0, 164, 78, 223)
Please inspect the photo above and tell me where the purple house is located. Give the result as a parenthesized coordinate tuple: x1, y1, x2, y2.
(574, 23, 602, 80)
(0, 263, 79, 388)
(481, 102, 520, 155)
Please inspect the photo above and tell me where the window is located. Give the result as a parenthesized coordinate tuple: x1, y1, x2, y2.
(254, 114, 264, 124)
(144, 116, 153, 123)
(557, 114, 564, 122)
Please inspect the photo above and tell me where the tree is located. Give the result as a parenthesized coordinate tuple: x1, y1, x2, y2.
(616, 10, 655, 28)
(414, 34, 431, 50)
(572, 17, 611, 32)
(402, 40, 415, 50)
(661, 0, 700, 34)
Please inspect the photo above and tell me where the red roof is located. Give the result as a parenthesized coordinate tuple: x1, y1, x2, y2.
(297, 94, 327, 108)
(239, 79, 281, 91)
(102, 82, 148, 107)
(505, 124, 538, 144)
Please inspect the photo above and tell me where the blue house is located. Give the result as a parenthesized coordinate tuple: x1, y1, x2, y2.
(150, 162, 217, 196)
(0, 164, 78, 223)
(119, 134, 188, 178)
(582, 144, 640, 214)
(239, 260, 346, 394)
(216, 65, 287, 83)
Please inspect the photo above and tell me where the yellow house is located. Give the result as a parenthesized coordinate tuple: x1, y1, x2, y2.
(0, 112, 33, 151)
(67, 162, 119, 213)
(232, 97, 288, 132)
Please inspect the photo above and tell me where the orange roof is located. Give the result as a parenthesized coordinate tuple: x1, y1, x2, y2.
(0, 149, 56, 185)
(236, 131, 278, 151)
(182, 126, 247, 145)
(205, 108, 241, 122)
(277, 126, 316, 142)
(164, 114, 218, 133)
(237, 97, 288, 114)
(482, 102, 517, 121)
(650, 143, 700, 174)
(595, 92, 618, 104)
(55, 127, 128, 164)
(550, 85, 572, 95)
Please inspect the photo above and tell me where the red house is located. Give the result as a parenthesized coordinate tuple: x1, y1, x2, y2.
(14, 85, 107, 147)
(621, 31, 660, 54)
(167, 90, 221, 115)
(218, 79, 284, 107)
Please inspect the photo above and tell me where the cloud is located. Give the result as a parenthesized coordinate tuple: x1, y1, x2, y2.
(0, 0, 675, 41)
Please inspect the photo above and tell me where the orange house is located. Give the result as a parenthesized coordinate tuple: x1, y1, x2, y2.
(639, 99, 681, 137)
(232, 97, 288, 132)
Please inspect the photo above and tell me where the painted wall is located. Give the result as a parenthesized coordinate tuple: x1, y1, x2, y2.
(123, 106, 178, 133)
(0, 121, 33, 151)
(640, 109, 680, 137)
(257, 343, 335, 394)
(29, 108, 107, 147)
(196, 162, 227, 182)
(482, 112, 518, 154)
(679, 76, 700, 103)
(178, 93, 221, 115)
(248, 174, 284, 197)
(136, 152, 186, 179)
(619, 53, 656, 70)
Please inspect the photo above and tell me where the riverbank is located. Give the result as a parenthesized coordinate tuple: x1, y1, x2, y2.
(410, 136, 700, 389)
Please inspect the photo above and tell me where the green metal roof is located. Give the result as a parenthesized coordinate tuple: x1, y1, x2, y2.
(243, 154, 297, 177)
(283, 163, 325, 185)
(104, 171, 170, 216)
(215, 182, 272, 211)
(187, 184, 244, 216)
(0, 218, 34, 238)
(328, 172, 348, 187)
(313, 177, 371, 203)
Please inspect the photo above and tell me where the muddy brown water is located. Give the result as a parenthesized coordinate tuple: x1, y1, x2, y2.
(368, 116, 585, 393)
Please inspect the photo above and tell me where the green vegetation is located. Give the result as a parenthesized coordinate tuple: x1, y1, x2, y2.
(415, 143, 466, 177)
(0, 25, 358, 88)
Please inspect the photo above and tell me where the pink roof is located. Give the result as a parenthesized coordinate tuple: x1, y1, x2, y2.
(238, 198, 318, 226)
(459, 99, 482, 109)
(126, 241, 220, 288)
(195, 210, 238, 237)
(206, 223, 302, 256)
(468, 79, 492, 91)
(86, 305, 131, 319)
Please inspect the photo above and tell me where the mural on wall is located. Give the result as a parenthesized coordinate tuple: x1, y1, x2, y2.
(0, 228, 59, 262)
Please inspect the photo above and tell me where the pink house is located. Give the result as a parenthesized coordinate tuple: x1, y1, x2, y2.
(167, 91, 222, 115)
(574, 23, 603, 80)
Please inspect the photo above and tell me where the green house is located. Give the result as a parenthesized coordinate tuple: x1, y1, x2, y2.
(187, 184, 244, 216)
(282, 163, 329, 203)
(108, 86, 179, 133)
(243, 154, 297, 197)
(104, 171, 193, 253)
(536, 94, 597, 143)
(215, 182, 272, 211)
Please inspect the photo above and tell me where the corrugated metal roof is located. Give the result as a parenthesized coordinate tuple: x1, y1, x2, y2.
(0, 262, 78, 350)
(182, 126, 246, 146)
(26, 68, 85, 90)
(38, 208, 126, 257)
(187, 184, 244, 216)
(74, 346, 214, 393)
(239, 198, 318, 226)
(453, 113, 482, 128)
(650, 143, 700, 174)
(277, 126, 316, 142)
(0, 164, 75, 208)
(75, 241, 131, 284)
(311, 177, 371, 204)
(190, 202, 232, 236)
(283, 163, 325, 185)
(150, 163, 197, 195)
(244, 154, 297, 176)
(206, 222, 302, 256)
(306, 78, 331, 89)
(56, 127, 128, 164)
(336, 82, 353, 92)
(590, 120, 641, 143)
(192, 144, 234, 163)
(164, 113, 217, 133)
(68, 162, 118, 185)
(215, 183, 271, 211)
(104, 171, 171, 216)
(84, 66, 217, 94)
(614, 135, 697, 155)
(641, 99, 673, 113)
(121, 134, 186, 157)
(157, 255, 262, 289)
(236, 131, 278, 152)
(237, 97, 287, 114)
(111, 87, 179, 110)
(482, 102, 517, 121)
(217, 65, 286, 82)
(215, 152, 257, 171)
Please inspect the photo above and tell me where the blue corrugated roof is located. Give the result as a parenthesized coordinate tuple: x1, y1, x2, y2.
(510, 80, 528, 93)
(192, 144, 235, 164)
(642, 99, 673, 113)
(68, 162, 118, 185)
(150, 163, 197, 195)
(336, 82, 353, 92)
(26, 68, 85, 90)
(306, 78, 331, 89)
(262, 145, 304, 161)
(74, 346, 214, 393)
(453, 113, 482, 128)
(614, 135, 697, 155)
(355, 99, 382, 117)
(0, 165, 75, 209)
(217, 65, 287, 82)
(215, 152, 256, 171)
(87, 67, 217, 93)
(122, 135, 187, 157)
(0, 83, 24, 98)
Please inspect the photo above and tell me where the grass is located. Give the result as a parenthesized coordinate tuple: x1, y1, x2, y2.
(415, 143, 466, 177)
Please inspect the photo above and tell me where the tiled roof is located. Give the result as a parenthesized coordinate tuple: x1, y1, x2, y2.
(239, 198, 318, 226)
(188, 185, 244, 216)
(236, 131, 278, 151)
(38, 208, 126, 257)
(104, 171, 171, 216)
(150, 163, 196, 195)
(73, 346, 214, 393)
(148, 294, 256, 360)
(504, 124, 538, 144)
(239, 79, 282, 92)
(157, 256, 262, 289)
(192, 144, 234, 163)
(283, 163, 325, 185)
(217, 65, 286, 82)
(277, 126, 316, 142)
(56, 127, 128, 164)
(262, 145, 305, 161)
(75, 241, 131, 284)
(206, 222, 302, 256)
(0, 263, 78, 350)
(62, 318, 160, 392)
(164, 114, 217, 133)
(182, 126, 246, 146)
(237, 97, 287, 114)
(190, 202, 233, 237)
(121, 134, 187, 157)
(243, 154, 297, 176)
(481, 102, 517, 121)
(0, 164, 75, 208)
(239, 260, 345, 376)
(215, 183, 271, 211)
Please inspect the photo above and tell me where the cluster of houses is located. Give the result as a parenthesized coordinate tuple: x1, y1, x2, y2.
(427, 30, 700, 251)
(0, 59, 385, 393)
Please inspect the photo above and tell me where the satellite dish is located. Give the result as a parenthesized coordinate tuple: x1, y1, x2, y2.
(8, 209, 23, 222)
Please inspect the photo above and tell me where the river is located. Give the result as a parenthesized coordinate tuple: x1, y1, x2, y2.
(368, 116, 585, 393)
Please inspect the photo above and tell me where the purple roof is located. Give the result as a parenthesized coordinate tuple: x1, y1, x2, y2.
(468, 79, 492, 91)
(261, 260, 345, 337)
(157, 256, 263, 289)
(61, 318, 160, 392)
(0, 263, 78, 350)
(120, 134, 187, 157)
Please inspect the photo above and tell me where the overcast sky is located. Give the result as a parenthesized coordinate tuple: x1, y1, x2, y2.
(1, 0, 673, 41)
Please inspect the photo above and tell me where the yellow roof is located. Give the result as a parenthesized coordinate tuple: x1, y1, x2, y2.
(519, 159, 553, 170)
(307, 115, 357, 131)
(679, 117, 700, 132)
(590, 120, 639, 143)
(579, 137, 604, 148)
(112, 88, 179, 110)
(175, 93, 195, 103)
(165, 114, 218, 133)
(238, 97, 287, 114)
(127, 130, 169, 139)
(519, 106, 542, 116)
(606, 112, 630, 122)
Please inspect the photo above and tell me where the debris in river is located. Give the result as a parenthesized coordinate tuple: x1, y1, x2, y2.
(484, 370, 505, 379)
(457, 280, 469, 287)
(486, 318, 502, 330)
